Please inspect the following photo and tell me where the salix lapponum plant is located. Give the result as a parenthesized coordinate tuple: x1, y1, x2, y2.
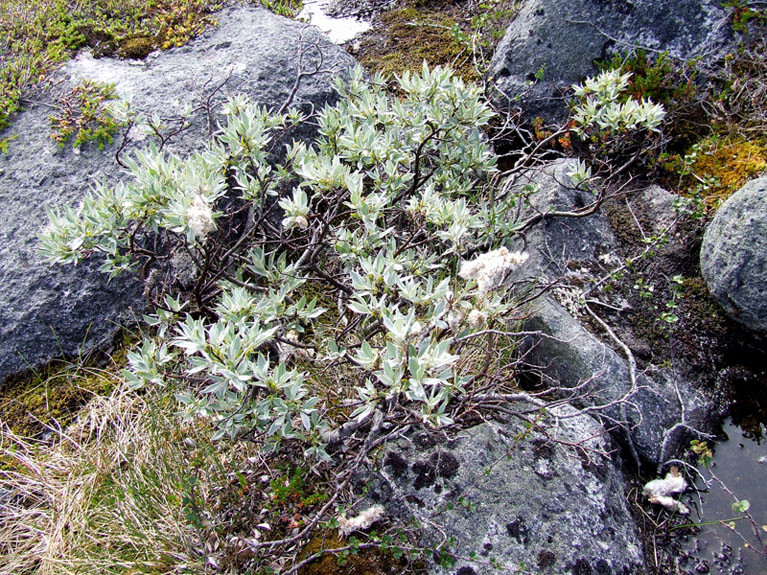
(568, 68, 667, 177)
(40, 64, 531, 458)
(571, 69, 666, 135)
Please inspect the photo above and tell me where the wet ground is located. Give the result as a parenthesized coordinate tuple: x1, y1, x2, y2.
(679, 420, 767, 575)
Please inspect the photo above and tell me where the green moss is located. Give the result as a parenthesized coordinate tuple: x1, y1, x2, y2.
(0, 333, 133, 437)
(116, 36, 158, 59)
(0, 0, 225, 135)
(355, 3, 479, 82)
(0, 364, 115, 437)
(297, 529, 412, 575)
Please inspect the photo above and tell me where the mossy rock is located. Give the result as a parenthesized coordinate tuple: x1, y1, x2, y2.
(117, 36, 159, 59)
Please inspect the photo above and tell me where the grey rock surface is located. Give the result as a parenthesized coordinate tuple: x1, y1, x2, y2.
(700, 176, 767, 333)
(0, 5, 356, 383)
(489, 0, 731, 122)
(508, 160, 712, 465)
(371, 406, 644, 574)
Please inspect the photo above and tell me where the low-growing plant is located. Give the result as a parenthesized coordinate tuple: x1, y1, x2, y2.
(49, 79, 123, 149)
(32, 62, 681, 574)
(260, 0, 303, 19)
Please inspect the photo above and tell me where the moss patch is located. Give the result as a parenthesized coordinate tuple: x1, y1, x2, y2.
(351, 0, 520, 82)
(687, 134, 767, 206)
(1, 363, 116, 437)
(354, 4, 476, 81)
(297, 529, 411, 575)
(116, 35, 158, 59)
(0, 333, 133, 437)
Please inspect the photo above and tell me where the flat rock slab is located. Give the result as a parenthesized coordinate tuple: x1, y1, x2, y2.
(373, 405, 644, 574)
(0, 5, 356, 383)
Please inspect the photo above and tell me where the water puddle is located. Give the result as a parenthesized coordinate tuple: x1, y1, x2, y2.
(679, 420, 767, 575)
(299, 0, 371, 44)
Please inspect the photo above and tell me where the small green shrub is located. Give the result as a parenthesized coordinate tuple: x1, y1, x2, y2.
(40, 64, 666, 461)
(568, 68, 667, 170)
(49, 79, 123, 149)
(260, 0, 303, 19)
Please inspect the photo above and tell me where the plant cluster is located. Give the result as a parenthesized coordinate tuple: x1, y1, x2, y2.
(32, 59, 686, 573)
(260, 0, 303, 19)
(40, 64, 531, 459)
(570, 69, 666, 150)
(49, 79, 124, 149)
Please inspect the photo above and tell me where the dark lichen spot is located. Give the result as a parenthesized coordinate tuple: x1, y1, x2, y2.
(505, 516, 530, 547)
(412, 460, 436, 490)
(384, 451, 409, 479)
(538, 549, 556, 569)
(594, 559, 612, 575)
(580, 454, 609, 482)
(571, 557, 592, 575)
(430, 451, 460, 478)
(405, 494, 424, 507)
(413, 432, 437, 449)
(531, 438, 555, 460)
(455, 567, 477, 575)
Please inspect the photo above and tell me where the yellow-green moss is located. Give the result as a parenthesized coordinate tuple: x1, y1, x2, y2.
(690, 135, 767, 205)
(661, 133, 767, 210)
(0, 334, 133, 437)
(355, 5, 478, 82)
(116, 36, 158, 59)
(297, 529, 412, 575)
(0, 364, 115, 437)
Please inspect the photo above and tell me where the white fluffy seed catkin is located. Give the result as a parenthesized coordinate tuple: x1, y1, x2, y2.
(337, 505, 386, 536)
(643, 467, 689, 514)
(467, 309, 487, 328)
(458, 247, 528, 294)
(186, 195, 215, 240)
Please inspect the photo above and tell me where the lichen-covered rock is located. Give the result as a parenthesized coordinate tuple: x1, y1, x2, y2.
(0, 5, 356, 383)
(700, 176, 767, 333)
(489, 0, 731, 122)
(370, 406, 644, 574)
